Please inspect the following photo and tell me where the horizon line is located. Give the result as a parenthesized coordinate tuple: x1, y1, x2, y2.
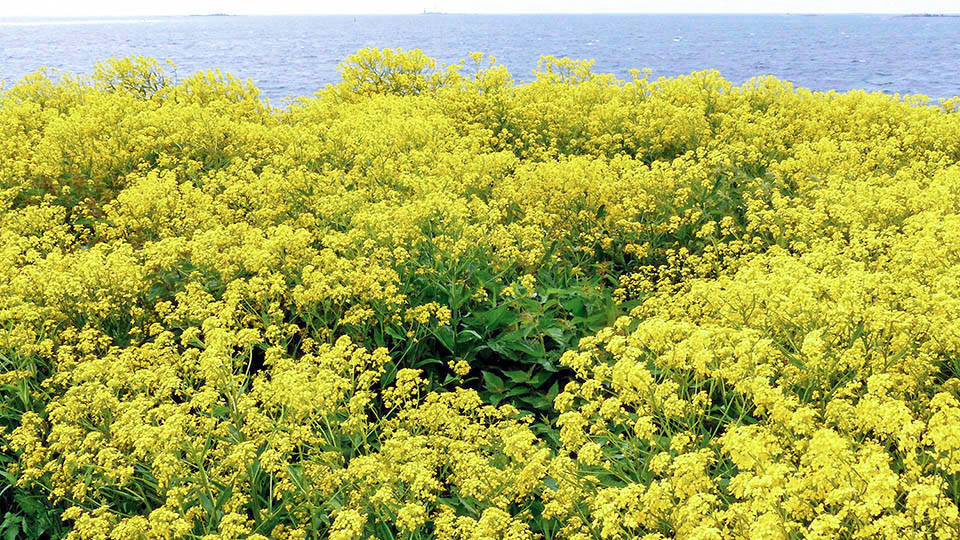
(3, 11, 960, 18)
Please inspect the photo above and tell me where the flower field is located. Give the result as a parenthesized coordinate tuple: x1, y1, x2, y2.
(1, 48, 959, 540)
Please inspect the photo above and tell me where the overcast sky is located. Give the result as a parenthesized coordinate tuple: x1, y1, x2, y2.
(2, 0, 959, 17)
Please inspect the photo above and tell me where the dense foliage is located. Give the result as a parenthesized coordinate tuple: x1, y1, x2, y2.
(1, 48, 959, 540)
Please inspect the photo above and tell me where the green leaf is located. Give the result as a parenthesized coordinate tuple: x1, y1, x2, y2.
(540, 325, 567, 346)
(486, 340, 519, 361)
(211, 405, 232, 418)
(433, 326, 456, 353)
(381, 361, 398, 386)
(458, 329, 484, 342)
(502, 339, 545, 358)
(481, 371, 505, 393)
(483, 303, 515, 328)
(561, 297, 586, 318)
(214, 485, 233, 513)
(543, 476, 559, 490)
(372, 327, 385, 348)
(2, 513, 22, 540)
(546, 381, 560, 399)
(414, 357, 444, 369)
(528, 370, 553, 387)
(505, 386, 529, 398)
(198, 492, 214, 516)
(537, 357, 560, 372)
(519, 395, 551, 410)
(449, 282, 470, 309)
(502, 370, 531, 383)
(384, 325, 404, 341)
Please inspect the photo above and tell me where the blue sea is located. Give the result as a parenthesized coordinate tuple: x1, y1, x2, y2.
(1, 14, 959, 104)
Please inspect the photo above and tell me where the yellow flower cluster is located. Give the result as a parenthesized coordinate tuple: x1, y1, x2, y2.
(2, 49, 959, 539)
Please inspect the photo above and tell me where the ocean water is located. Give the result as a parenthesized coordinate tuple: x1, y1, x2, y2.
(1, 14, 959, 104)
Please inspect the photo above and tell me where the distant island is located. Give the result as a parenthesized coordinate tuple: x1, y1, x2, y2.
(900, 13, 960, 17)
(187, 13, 231, 17)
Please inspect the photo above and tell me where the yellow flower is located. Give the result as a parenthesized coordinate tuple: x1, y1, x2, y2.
(396, 502, 428, 531)
(5, 47, 960, 540)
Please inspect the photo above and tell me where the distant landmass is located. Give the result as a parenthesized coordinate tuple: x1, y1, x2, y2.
(900, 13, 960, 18)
